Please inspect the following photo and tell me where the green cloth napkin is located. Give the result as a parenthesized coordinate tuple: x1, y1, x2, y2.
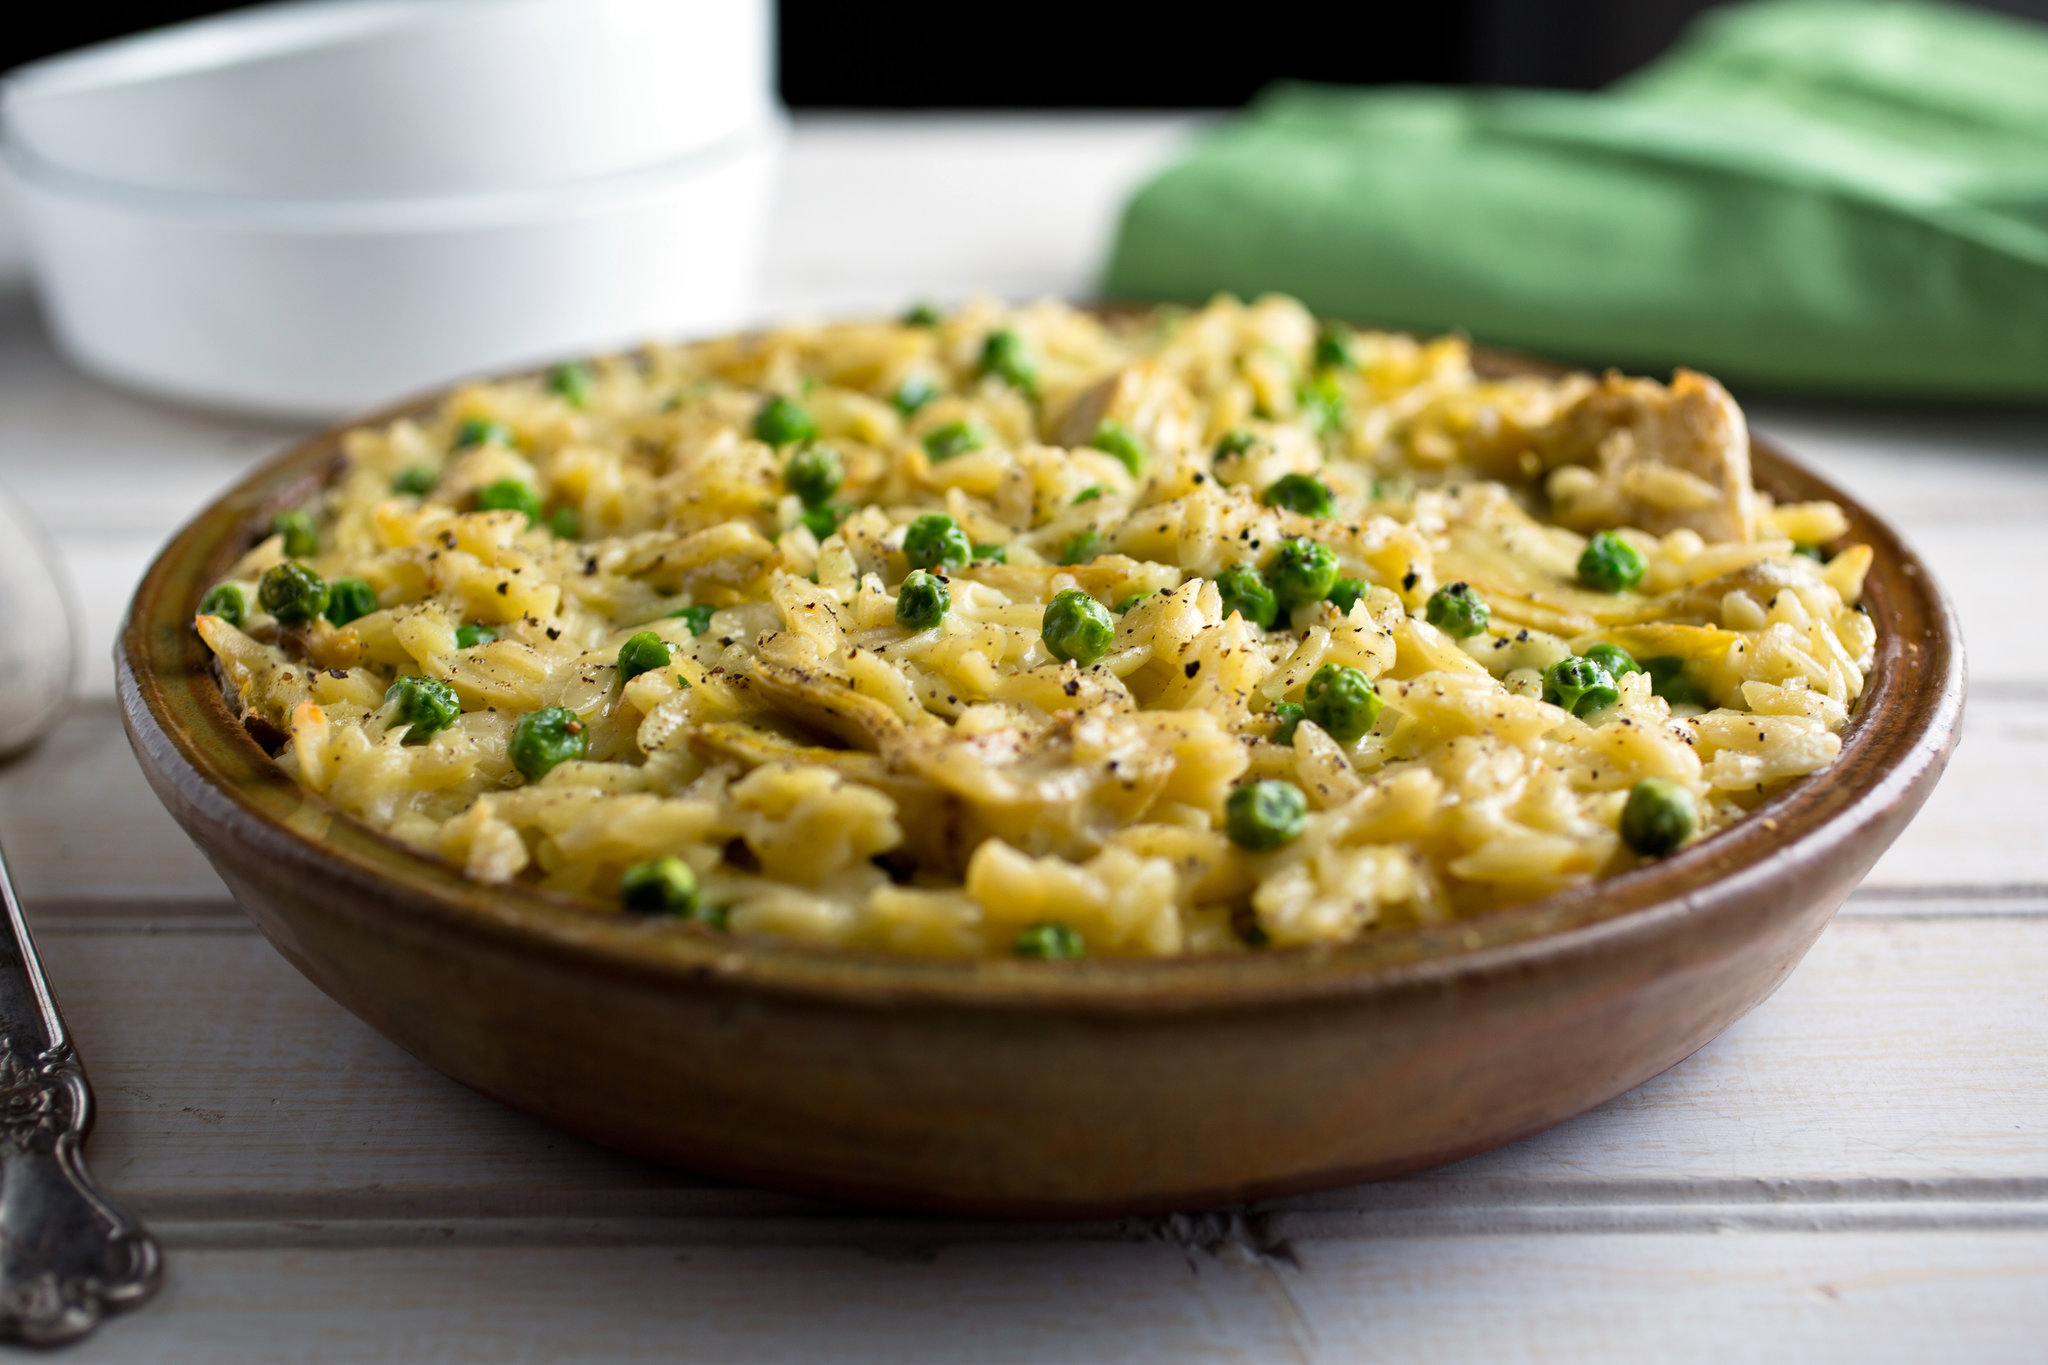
(1102, 0, 2048, 399)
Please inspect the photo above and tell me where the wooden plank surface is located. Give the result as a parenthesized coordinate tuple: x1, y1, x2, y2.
(64, 1234, 2048, 1365)
(0, 114, 2042, 1359)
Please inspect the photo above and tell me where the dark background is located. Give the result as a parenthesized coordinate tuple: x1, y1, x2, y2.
(8, 0, 2048, 102)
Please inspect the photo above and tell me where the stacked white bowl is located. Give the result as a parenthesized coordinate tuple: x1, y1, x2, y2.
(0, 0, 783, 418)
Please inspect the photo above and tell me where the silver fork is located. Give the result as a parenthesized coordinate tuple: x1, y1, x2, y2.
(0, 840, 162, 1344)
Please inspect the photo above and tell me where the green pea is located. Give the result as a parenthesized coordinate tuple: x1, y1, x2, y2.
(1214, 429, 1260, 460)
(510, 706, 588, 780)
(548, 506, 583, 540)
(198, 583, 249, 628)
(1225, 780, 1309, 851)
(258, 563, 327, 625)
(1265, 537, 1341, 610)
(385, 675, 460, 745)
(547, 363, 592, 408)
(1115, 592, 1153, 613)
(1271, 701, 1307, 746)
(392, 466, 438, 496)
(455, 624, 497, 649)
(1216, 563, 1278, 629)
(1582, 643, 1641, 680)
(1304, 662, 1384, 743)
(1313, 324, 1358, 372)
(1543, 656, 1620, 717)
(895, 570, 950, 630)
(978, 328, 1037, 393)
(902, 301, 943, 327)
(972, 542, 1008, 564)
(1261, 473, 1336, 518)
(800, 503, 847, 540)
(453, 417, 514, 450)
(1091, 420, 1147, 476)
(1621, 777, 1697, 857)
(923, 418, 988, 462)
(1060, 528, 1102, 565)
(1012, 921, 1085, 959)
(753, 395, 818, 446)
(1327, 578, 1367, 616)
(1424, 581, 1489, 639)
(1041, 588, 1114, 666)
(619, 856, 700, 915)
(784, 445, 842, 508)
(1072, 486, 1105, 505)
(893, 373, 941, 416)
(903, 513, 972, 571)
(1299, 373, 1344, 436)
(1578, 530, 1646, 592)
(616, 630, 671, 684)
(324, 576, 378, 627)
(669, 603, 717, 636)
(475, 478, 541, 524)
(1642, 656, 1709, 709)
(272, 510, 319, 559)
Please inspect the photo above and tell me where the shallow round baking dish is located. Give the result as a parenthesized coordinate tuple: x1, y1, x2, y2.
(116, 348, 1965, 1217)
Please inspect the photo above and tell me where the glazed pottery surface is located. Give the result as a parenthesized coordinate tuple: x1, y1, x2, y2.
(116, 350, 1965, 1216)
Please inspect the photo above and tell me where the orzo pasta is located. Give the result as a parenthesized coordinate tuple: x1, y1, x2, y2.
(193, 296, 1875, 958)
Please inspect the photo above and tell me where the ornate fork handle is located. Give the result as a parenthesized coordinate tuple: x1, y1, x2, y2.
(0, 837, 160, 1345)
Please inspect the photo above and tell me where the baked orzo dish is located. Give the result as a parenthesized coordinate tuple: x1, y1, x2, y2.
(191, 296, 1874, 959)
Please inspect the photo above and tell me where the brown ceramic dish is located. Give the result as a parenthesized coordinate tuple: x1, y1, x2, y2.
(117, 348, 1964, 1217)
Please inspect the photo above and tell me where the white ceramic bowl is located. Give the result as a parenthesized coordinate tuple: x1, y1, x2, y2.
(3, 118, 785, 419)
(1, 0, 773, 200)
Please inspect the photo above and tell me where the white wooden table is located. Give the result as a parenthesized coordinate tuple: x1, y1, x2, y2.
(1, 116, 2044, 1363)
